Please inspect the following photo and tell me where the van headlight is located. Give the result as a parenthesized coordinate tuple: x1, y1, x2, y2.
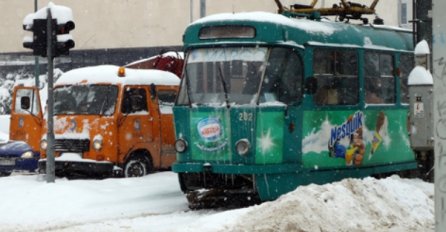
(21, 151, 34, 159)
(175, 139, 188, 153)
(235, 139, 250, 156)
(93, 138, 103, 151)
(40, 139, 48, 150)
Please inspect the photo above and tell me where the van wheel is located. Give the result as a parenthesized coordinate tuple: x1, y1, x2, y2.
(124, 155, 152, 177)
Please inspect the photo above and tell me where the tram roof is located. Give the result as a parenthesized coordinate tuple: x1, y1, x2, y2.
(184, 12, 413, 52)
(55, 65, 180, 87)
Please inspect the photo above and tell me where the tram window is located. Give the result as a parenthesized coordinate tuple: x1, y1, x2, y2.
(260, 47, 303, 104)
(199, 26, 256, 39)
(399, 54, 414, 104)
(313, 51, 333, 75)
(365, 52, 395, 104)
(313, 49, 358, 106)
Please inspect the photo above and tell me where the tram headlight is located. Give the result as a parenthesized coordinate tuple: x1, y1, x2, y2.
(93, 138, 103, 151)
(235, 139, 250, 156)
(175, 139, 188, 153)
(40, 139, 48, 150)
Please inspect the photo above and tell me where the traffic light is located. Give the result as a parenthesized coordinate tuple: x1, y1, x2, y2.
(23, 19, 56, 57)
(54, 20, 75, 57)
(22, 11, 74, 57)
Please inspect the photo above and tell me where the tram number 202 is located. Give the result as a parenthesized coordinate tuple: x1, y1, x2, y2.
(238, 112, 253, 121)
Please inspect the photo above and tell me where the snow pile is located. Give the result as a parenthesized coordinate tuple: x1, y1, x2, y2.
(408, 66, 433, 85)
(228, 175, 434, 232)
(0, 172, 435, 232)
(415, 40, 430, 55)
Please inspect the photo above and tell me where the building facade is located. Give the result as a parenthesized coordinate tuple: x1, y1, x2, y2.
(0, 0, 412, 79)
(1, 0, 412, 53)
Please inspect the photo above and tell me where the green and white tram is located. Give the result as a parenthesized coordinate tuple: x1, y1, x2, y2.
(172, 8, 416, 206)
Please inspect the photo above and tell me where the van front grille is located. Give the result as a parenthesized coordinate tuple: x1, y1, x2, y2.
(54, 139, 90, 152)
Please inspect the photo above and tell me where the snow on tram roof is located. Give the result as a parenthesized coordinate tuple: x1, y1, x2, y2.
(56, 65, 180, 86)
(192, 11, 337, 35)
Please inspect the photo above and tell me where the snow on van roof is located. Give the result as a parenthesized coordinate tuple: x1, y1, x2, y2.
(56, 65, 180, 86)
(192, 11, 336, 35)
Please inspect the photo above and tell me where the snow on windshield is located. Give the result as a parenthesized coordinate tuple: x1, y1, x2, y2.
(188, 47, 267, 63)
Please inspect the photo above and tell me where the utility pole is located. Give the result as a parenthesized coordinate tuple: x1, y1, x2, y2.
(34, 0, 40, 88)
(200, 0, 206, 18)
(46, 8, 55, 183)
(190, 0, 193, 23)
(433, 0, 446, 231)
(413, 0, 433, 70)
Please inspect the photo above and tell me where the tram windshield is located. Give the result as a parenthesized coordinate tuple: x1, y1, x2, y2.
(178, 47, 303, 106)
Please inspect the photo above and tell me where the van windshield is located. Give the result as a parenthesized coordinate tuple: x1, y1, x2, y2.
(54, 85, 118, 115)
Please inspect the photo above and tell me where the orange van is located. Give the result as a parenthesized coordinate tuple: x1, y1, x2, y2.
(9, 85, 44, 154)
(34, 65, 180, 178)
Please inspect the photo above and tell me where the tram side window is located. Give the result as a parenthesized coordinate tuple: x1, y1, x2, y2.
(313, 49, 358, 105)
(365, 52, 395, 104)
(261, 47, 303, 104)
(122, 87, 148, 114)
(399, 54, 414, 104)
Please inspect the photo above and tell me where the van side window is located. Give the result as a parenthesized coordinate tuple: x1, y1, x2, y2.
(158, 91, 177, 114)
(313, 49, 358, 105)
(122, 88, 148, 114)
(15, 89, 41, 115)
(365, 52, 394, 104)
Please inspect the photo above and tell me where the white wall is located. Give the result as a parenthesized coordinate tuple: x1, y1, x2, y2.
(0, 115, 10, 136)
(1, 0, 408, 53)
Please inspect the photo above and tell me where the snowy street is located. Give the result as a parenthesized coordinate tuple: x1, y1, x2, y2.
(0, 171, 435, 232)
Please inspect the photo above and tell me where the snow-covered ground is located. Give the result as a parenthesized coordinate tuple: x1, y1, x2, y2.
(0, 173, 434, 232)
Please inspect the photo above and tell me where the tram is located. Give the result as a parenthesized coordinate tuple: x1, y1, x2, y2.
(172, 1, 418, 207)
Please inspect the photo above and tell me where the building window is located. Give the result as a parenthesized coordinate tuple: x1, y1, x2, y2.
(401, 3, 408, 25)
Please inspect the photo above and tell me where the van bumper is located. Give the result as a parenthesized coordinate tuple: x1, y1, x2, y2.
(38, 159, 114, 178)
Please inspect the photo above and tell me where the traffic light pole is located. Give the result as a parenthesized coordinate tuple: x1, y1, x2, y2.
(46, 8, 55, 183)
(34, 0, 39, 88)
(23, 3, 75, 183)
